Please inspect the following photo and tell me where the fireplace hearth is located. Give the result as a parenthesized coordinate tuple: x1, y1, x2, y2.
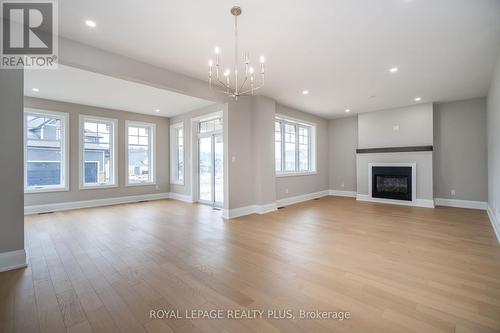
(371, 166, 412, 201)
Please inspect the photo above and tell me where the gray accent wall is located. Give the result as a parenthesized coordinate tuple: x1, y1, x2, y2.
(487, 51, 500, 227)
(0, 69, 24, 254)
(434, 98, 488, 201)
(252, 96, 277, 206)
(24, 97, 170, 207)
(329, 116, 358, 192)
(275, 104, 329, 200)
(227, 98, 255, 209)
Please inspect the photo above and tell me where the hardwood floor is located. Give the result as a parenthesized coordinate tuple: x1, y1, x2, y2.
(1, 196, 500, 332)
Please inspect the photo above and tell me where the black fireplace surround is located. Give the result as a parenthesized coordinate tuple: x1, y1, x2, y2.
(372, 166, 412, 201)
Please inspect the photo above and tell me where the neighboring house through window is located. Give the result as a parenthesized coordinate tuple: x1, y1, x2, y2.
(126, 121, 155, 185)
(80, 115, 117, 188)
(24, 109, 69, 192)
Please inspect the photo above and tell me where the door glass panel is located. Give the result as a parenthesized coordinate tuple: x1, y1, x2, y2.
(199, 136, 212, 202)
(214, 134, 224, 205)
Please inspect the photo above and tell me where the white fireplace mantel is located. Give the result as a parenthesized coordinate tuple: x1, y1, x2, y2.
(356, 162, 434, 208)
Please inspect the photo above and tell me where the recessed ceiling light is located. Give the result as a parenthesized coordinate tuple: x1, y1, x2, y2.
(345, 109, 351, 113)
(85, 20, 96, 28)
(389, 67, 398, 73)
(302, 90, 309, 95)
(155, 109, 160, 113)
(32, 88, 39, 92)
(414, 97, 422, 102)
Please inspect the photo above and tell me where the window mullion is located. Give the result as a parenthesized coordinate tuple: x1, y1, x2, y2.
(295, 124, 299, 172)
(281, 121, 285, 172)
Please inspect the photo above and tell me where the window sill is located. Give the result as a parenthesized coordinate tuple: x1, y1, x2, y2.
(170, 181, 185, 186)
(126, 182, 156, 187)
(276, 171, 317, 178)
(25, 186, 69, 194)
(80, 184, 118, 190)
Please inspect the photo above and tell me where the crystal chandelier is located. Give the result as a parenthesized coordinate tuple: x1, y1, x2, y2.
(208, 6, 265, 100)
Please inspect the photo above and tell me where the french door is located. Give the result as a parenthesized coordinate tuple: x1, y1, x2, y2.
(198, 133, 223, 207)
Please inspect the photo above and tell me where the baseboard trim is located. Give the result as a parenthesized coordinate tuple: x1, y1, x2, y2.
(222, 202, 278, 219)
(0, 249, 27, 272)
(256, 202, 278, 214)
(329, 190, 357, 198)
(356, 194, 435, 208)
(168, 192, 194, 203)
(24, 193, 170, 215)
(487, 205, 500, 244)
(277, 190, 330, 208)
(434, 198, 487, 210)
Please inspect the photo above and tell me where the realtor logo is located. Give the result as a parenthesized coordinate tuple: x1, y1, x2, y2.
(1, 0, 58, 68)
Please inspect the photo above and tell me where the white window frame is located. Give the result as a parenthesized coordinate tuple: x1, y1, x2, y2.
(79, 115, 118, 189)
(170, 121, 184, 185)
(125, 120, 156, 186)
(275, 114, 317, 177)
(24, 108, 69, 193)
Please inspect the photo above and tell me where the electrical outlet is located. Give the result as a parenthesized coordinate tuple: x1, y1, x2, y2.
(450, 189, 456, 196)
(393, 124, 400, 132)
(341, 182, 345, 188)
(285, 188, 289, 194)
(231, 156, 236, 163)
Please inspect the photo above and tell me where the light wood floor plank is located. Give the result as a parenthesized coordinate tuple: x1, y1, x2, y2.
(2, 197, 500, 332)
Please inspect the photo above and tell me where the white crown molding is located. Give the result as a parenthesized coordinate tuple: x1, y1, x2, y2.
(0, 249, 27, 273)
(356, 194, 435, 208)
(434, 198, 487, 210)
(487, 205, 500, 244)
(329, 190, 357, 198)
(25, 193, 170, 215)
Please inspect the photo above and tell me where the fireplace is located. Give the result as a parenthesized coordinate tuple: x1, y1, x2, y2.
(371, 166, 412, 201)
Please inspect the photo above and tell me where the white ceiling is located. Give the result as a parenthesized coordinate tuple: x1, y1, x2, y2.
(24, 65, 214, 117)
(56, 0, 500, 118)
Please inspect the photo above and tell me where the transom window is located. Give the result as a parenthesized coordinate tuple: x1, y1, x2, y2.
(170, 122, 184, 185)
(275, 116, 316, 175)
(80, 116, 117, 188)
(126, 121, 155, 185)
(24, 109, 68, 192)
(199, 117, 222, 133)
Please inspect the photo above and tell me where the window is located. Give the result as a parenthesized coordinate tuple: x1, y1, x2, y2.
(80, 116, 117, 188)
(199, 117, 222, 133)
(275, 116, 316, 175)
(126, 121, 155, 185)
(170, 122, 184, 185)
(24, 109, 68, 192)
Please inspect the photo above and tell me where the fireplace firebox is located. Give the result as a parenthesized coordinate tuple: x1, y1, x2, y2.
(371, 166, 412, 201)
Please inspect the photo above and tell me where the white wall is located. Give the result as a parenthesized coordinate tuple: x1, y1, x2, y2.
(487, 51, 500, 237)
